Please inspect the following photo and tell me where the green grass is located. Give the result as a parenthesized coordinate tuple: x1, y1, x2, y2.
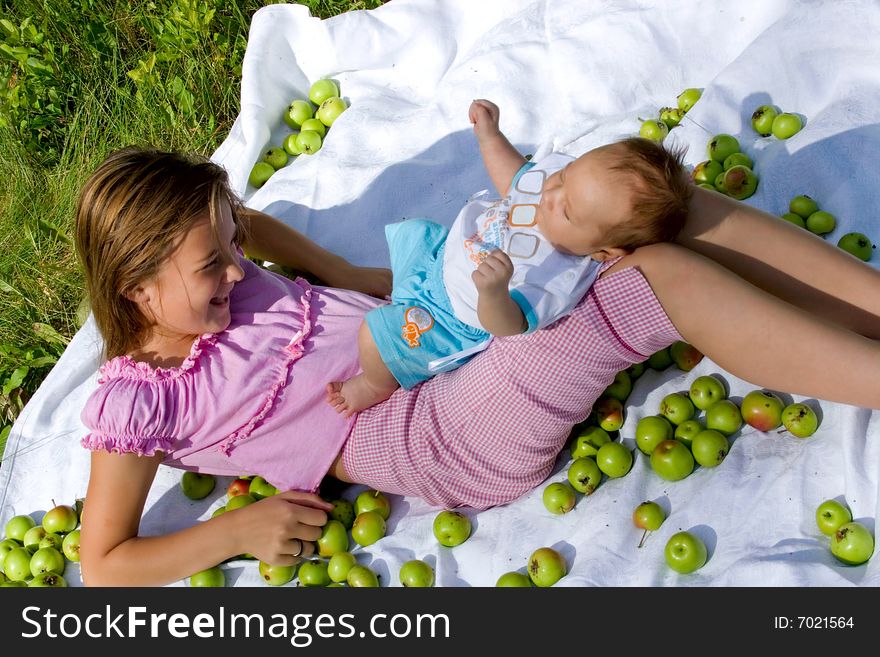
(0, 0, 383, 462)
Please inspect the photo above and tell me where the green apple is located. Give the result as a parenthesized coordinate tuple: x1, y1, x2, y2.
(780, 212, 806, 228)
(707, 134, 740, 163)
(22, 525, 47, 551)
(650, 439, 694, 481)
(705, 399, 743, 436)
(225, 494, 257, 511)
(1, 538, 21, 572)
(328, 551, 357, 583)
(635, 415, 674, 454)
(815, 499, 851, 537)
(806, 210, 836, 235)
(181, 471, 216, 500)
(697, 183, 717, 191)
(570, 425, 611, 459)
(659, 106, 685, 128)
(61, 530, 81, 562)
(346, 565, 379, 587)
(676, 88, 702, 112)
(593, 395, 624, 432)
(43, 504, 78, 535)
(261, 147, 289, 170)
(399, 559, 434, 587)
(830, 522, 874, 566)
(674, 418, 704, 448)
(1, 580, 27, 587)
(190, 566, 225, 587)
(837, 232, 874, 261)
(714, 172, 727, 193)
(309, 79, 339, 106)
(432, 510, 471, 547)
(283, 99, 315, 129)
(722, 152, 753, 171)
(567, 457, 602, 495)
(542, 482, 576, 514)
(3, 547, 33, 581)
(750, 105, 778, 136)
(329, 498, 355, 529)
(29, 547, 65, 577)
(647, 347, 673, 370)
(299, 117, 326, 138)
(317, 519, 349, 557)
(37, 532, 62, 551)
(317, 96, 348, 127)
(789, 195, 819, 218)
(0, 572, 5, 584)
(721, 165, 758, 200)
(259, 561, 297, 586)
(74, 498, 85, 524)
(602, 370, 632, 403)
(692, 160, 723, 186)
(659, 392, 695, 426)
(295, 130, 322, 155)
(689, 375, 727, 411)
(495, 571, 532, 587)
(627, 362, 645, 379)
(28, 572, 67, 587)
(665, 531, 708, 574)
(298, 559, 331, 587)
(355, 489, 391, 520)
(527, 547, 566, 587)
(691, 429, 729, 468)
(248, 161, 275, 188)
(781, 402, 819, 438)
(282, 132, 302, 156)
(740, 390, 784, 431)
(248, 476, 279, 501)
(352, 510, 386, 547)
(595, 441, 633, 478)
(211, 506, 226, 519)
(771, 112, 803, 139)
(639, 119, 668, 142)
(670, 340, 703, 372)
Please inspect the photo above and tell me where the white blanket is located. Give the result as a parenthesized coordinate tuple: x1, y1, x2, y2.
(3, 0, 880, 587)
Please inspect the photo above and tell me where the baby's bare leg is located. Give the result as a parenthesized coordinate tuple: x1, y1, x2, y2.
(676, 187, 880, 339)
(602, 242, 880, 409)
(326, 321, 400, 418)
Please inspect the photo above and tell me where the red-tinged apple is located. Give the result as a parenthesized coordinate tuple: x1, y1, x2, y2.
(317, 96, 348, 127)
(329, 498, 355, 529)
(43, 504, 78, 535)
(567, 457, 602, 495)
(298, 559, 331, 587)
(30, 547, 65, 577)
(721, 165, 758, 200)
(595, 442, 633, 478)
(636, 415, 674, 454)
(780, 212, 806, 228)
(707, 134, 740, 163)
(594, 395, 624, 432)
(190, 566, 225, 587)
(299, 117, 326, 138)
(677, 88, 702, 112)
(433, 510, 471, 547)
(689, 375, 727, 411)
(227, 478, 251, 498)
(691, 429, 729, 468)
(806, 210, 836, 236)
(295, 130, 322, 155)
(646, 347, 672, 370)
(355, 489, 391, 520)
(317, 519, 349, 557)
(248, 161, 274, 188)
(639, 119, 668, 142)
(837, 232, 874, 261)
(5, 515, 35, 542)
(771, 112, 803, 139)
(542, 482, 576, 515)
(248, 476, 279, 501)
(283, 99, 315, 129)
(570, 425, 610, 459)
(181, 471, 216, 500)
(261, 147, 288, 170)
(328, 551, 357, 583)
(352, 510, 386, 547)
(602, 370, 632, 403)
(28, 572, 67, 588)
(751, 105, 778, 136)
(660, 106, 685, 129)
(665, 531, 708, 574)
(692, 160, 723, 186)
(528, 547, 567, 587)
(674, 418, 704, 448)
(781, 403, 819, 438)
(259, 561, 297, 586)
(495, 571, 532, 587)
(740, 390, 784, 431)
(830, 522, 874, 566)
(3, 547, 32, 581)
(399, 559, 434, 587)
(659, 393, 695, 426)
(61, 530, 81, 562)
(22, 526, 47, 550)
(633, 501, 666, 548)
(789, 195, 819, 218)
(346, 565, 379, 587)
(650, 439, 694, 481)
(225, 494, 256, 512)
(282, 132, 302, 156)
(723, 152, 753, 171)
(816, 499, 851, 537)
(309, 79, 339, 106)
(669, 340, 703, 371)
(705, 399, 743, 436)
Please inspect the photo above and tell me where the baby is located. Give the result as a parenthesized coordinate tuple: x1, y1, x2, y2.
(327, 99, 692, 417)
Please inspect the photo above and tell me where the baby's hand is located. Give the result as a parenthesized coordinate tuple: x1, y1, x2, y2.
(472, 249, 514, 292)
(469, 99, 501, 143)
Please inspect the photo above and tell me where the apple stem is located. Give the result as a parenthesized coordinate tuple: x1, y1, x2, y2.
(51, 498, 57, 507)
(776, 428, 788, 435)
(638, 529, 648, 549)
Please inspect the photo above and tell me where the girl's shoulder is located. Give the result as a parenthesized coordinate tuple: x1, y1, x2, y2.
(99, 333, 219, 384)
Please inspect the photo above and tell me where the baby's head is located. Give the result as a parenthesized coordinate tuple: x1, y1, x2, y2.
(535, 137, 692, 260)
(75, 147, 246, 360)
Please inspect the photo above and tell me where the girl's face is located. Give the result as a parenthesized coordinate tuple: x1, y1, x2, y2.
(131, 201, 244, 349)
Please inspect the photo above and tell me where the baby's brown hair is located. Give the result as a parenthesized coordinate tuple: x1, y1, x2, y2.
(74, 147, 247, 361)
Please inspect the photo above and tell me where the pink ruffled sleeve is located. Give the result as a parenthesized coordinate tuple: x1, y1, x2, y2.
(80, 375, 177, 457)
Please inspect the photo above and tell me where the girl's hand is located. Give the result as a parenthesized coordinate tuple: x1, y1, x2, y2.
(230, 491, 334, 566)
(472, 249, 514, 292)
(335, 264, 392, 299)
(469, 99, 502, 144)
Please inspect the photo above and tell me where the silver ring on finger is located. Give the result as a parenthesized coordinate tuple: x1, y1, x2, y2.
(291, 538, 303, 558)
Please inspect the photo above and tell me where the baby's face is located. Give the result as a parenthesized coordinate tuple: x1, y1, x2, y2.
(535, 144, 633, 260)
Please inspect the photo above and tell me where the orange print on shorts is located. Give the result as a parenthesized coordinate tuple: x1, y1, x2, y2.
(401, 306, 434, 348)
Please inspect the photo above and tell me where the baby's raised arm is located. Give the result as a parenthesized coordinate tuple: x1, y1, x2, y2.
(469, 100, 528, 197)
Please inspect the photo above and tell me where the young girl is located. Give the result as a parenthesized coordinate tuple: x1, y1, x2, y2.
(76, 146, 880, 587)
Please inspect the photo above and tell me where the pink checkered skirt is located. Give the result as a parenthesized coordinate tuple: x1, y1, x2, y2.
(340, 263, 683, 509)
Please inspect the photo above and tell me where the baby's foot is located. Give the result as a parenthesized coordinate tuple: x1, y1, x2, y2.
(326, 375, 396, 418)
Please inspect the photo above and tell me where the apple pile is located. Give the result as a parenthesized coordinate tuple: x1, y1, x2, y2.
(779, 195, 874, 260)
(815, 499, 874, 566)
(639, 87, 702, 142)
(750, 103, 803, 140)
(692, 134, 758, 200)
(0, 499, 84, 588)
(248, 78, 349, 188)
